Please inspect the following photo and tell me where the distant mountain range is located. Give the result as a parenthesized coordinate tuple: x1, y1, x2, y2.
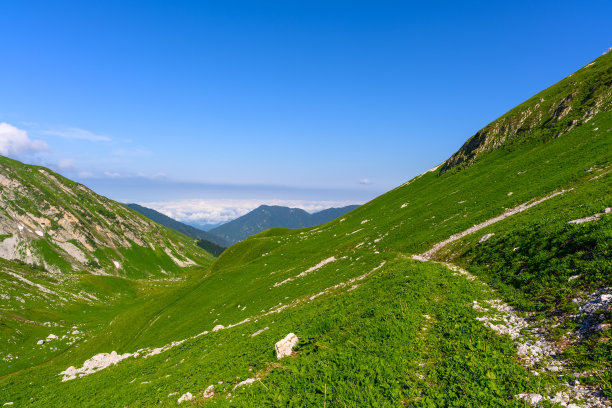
(209, 204, 360, 244)
(126, 204, 230, 249)
(129, 203, 360, 247)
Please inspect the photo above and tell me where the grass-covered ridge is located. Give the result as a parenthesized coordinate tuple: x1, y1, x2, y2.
(0, 155, 214, 277)
(441, 49, 612, 173)
(0, 52, 610, 406)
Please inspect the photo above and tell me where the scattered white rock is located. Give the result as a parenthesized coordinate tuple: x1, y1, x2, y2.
(46, 334, 58, 340)
(568, 208, 612, 224)
(37, 340, 44, 345)
(507, 192, 513, 196)
(60, 351, 133, 381)
(275, 333, 299, 359)
(274, 256, 338, 287)
(516, 393, 543, 405)
(212, 325, 225, 332)
(112, 260, 121, 269)
(568, 274, 581, 282)
(233, 378, 255, 390)
(177, 392, 193, 403)
(203, 384, 214, 399)
(360, 219, 370, 224)
(479, 233, 495, 243)
(251, 327, 269, 337)
(72, 330, 80, 335)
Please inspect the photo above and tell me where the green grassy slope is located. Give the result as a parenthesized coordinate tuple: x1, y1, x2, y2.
(0, 52, 610, 406)
(441, 49, 612, 173)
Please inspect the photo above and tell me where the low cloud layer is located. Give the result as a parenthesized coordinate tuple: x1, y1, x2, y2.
(0, 122, 49, 157)
(140, 198, 362, 225)
(40, 126, 111, 142)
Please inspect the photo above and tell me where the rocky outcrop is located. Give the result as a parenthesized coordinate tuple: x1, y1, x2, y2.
(0, 156, 202, 276)
(440, 51, 612, 174)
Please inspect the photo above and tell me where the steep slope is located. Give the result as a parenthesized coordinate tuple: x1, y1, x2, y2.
(209, 204, 359, 244)
(1, 52, 610, 407)
(441, 49, 612, 173)
(0, 157, 216, 378)
(126, 203, 230, 248)
(0, 156, 213, 278)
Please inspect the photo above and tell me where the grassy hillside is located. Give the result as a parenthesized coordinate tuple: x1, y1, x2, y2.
(441, 50, 612, 173)
(0, 52, 610, 406)
(0, 156, 213, 278)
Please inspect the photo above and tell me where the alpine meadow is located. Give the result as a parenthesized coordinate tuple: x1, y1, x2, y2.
(0, 45, 610, 407)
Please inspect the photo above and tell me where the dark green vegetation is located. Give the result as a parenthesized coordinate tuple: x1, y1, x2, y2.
(209, 204, 359, 244)
(196, 239, 226, 257)
(127, 203, 230, 248)
(0, 52, 611, 406)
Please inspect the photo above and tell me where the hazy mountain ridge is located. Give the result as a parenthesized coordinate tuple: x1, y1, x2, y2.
(126, 203, 230, 248)
(209, 204, 359, 244)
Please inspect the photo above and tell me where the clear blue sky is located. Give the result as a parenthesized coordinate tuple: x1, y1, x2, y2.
(1, 1, 610, 223)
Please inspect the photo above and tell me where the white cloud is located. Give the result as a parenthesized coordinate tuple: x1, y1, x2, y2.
(57, 158, 76, 171)
(140, 198, 362, 225)
(78, 171, 94, 179)
(40, 127, 111, 142)
(104, 171, 121, 178)
(112, 148, 152, 157)
(0, 122, 49, 157)
(359, 179, 372, 185)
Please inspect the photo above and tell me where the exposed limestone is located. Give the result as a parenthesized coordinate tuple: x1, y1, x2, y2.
(203, 384, 214, 399)
(177, 392, 193, 403)
(274, 256, 338, 287)
(251, 327, 269, 337)
(60, 351, 133, 381)
(233, 378, 255, 390)
(568, 208, 611, 224)
(479, 233, 495, 243)
(275, 333, 299, 359)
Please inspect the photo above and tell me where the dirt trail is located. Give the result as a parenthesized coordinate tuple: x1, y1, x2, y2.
(413, 189, 570, 261)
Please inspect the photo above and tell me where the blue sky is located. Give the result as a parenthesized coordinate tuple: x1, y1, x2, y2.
(1, 1, 610, 224)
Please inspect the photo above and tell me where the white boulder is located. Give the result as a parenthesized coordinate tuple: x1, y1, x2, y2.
(212, 325, 224, 332)
(275, 333, 299, 359)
